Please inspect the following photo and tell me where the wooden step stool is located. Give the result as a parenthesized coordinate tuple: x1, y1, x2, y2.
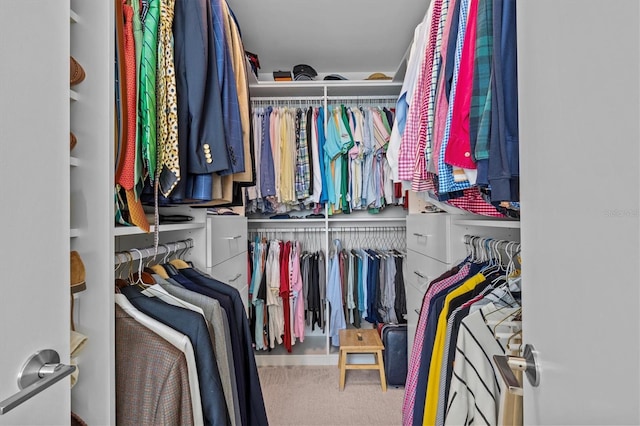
(338, 328, 387, 391)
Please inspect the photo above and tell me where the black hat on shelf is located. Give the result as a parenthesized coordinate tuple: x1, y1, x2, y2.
(293, 64, 317, 81)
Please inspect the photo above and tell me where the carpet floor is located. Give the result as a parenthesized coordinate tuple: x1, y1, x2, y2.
(258, 365, 404, 426)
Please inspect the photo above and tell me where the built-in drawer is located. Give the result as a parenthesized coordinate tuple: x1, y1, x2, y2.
(207, 216, 248, 267)
(404, 249, 450, 291)
(206, 251, 248, 291)
(404, 281, 425, 324)
(406, 213, 450, 263)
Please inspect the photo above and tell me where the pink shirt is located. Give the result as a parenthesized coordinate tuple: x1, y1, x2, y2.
(291, 241, 305, 342)
(445, 0, 479, 169)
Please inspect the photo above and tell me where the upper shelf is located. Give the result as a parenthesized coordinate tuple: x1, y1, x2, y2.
(248, 77, 402, 98)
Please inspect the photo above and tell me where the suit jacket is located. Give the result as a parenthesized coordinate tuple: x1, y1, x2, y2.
(159, 281, 242, 426)
(171, 267, 269, 426)
(121, 286, 230, 426)
(115, 304, 194, 426)
(171, 0, 229, 201)
(165, 267, 250, 426)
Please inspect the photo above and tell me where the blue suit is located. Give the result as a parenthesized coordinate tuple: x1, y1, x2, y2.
(121, 285, 229, 426)
(165, 266, 269, 426)
(171, 0, 239, 201)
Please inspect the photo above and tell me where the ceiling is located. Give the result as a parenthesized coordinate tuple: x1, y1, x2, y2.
(226, 0, 430, 80)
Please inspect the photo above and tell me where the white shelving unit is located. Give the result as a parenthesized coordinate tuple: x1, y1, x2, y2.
(246, 76, 409, 365)
(68, 3, 207, 424)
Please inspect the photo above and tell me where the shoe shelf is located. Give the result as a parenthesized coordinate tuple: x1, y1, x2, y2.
(70, 9, 79, 23)
(70, 89, 79, 101)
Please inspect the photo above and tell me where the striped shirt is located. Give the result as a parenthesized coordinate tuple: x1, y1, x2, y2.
(444, 304, 513, 426)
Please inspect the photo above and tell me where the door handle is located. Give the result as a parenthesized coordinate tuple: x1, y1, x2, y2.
(493, 343, 540, 396)
(228, 273, 242, 282)
(0, 349, 76, 415)
(223, 235, 243, 240)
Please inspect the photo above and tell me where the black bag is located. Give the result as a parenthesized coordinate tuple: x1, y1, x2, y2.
(381, 323, 408, 387)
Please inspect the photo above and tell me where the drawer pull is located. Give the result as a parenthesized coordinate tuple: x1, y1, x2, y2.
(223, 235, 243, 240)
(228, 273, 242, 282)
(413, 233, 431, 238)
(413, 270, 428, 279)
(415, 309, 421, 315)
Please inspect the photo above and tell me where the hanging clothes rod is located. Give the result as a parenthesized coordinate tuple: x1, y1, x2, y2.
(330, 226, 406, 233)
(249, 227, 326, 234)
(251, 96, 325, 103)
(463, 235, 521, 256)
(114, 239, 194, 264)
(326, 95, 398, 101)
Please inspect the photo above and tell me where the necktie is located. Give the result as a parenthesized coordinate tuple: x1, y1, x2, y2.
(125, 188, 150, 232)
(114, 0, 127, 182)
(157, 0, 180, 197)
(118, 1, 137, 191)
(139, 0, 159, 188)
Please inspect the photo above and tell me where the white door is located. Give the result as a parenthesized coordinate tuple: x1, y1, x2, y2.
(0, 1, 71, 425)
(519, 0, 640, 424)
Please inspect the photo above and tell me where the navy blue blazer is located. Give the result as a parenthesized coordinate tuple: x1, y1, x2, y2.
(121, 285, 230, 426)
(166, 269, 249, 426)
(171, 0, 228, 202)
(166, 266, 269, 426)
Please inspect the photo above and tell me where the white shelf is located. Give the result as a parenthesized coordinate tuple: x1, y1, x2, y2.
(70, 156, 79, 167)
(114, 222, 206, 236)
(70, 9, 79, 23)
(70, 89, 79, 101)
(249, 79, 402, 98)
(453, 219, 521, 229)
(70, 228, 80, 238)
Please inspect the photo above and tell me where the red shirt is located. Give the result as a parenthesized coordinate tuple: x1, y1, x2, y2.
(445, 0, 480, 169)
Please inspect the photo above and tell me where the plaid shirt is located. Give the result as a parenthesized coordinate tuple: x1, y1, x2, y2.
(295, 108, 311, 200)
(470, 0, 493, 161)
(398, 0, 440, 182)
(412, 0, 452, 192)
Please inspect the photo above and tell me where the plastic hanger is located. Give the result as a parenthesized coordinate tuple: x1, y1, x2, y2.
(149, 243, 171, 279)
(130, 249, 155, 288)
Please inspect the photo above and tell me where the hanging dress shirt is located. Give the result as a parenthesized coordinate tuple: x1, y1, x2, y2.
(445, 0, 480, 171)
(437, 0, 474, 196)
(291, 241, 305, 341)
(327, 240, 347, 346)
(310, 107, 323, 203)
(266, 240, 284, 348)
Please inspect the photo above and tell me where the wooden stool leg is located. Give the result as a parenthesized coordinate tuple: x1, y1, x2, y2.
(339, 350, 347, 390)
(376, 350, 387, 392)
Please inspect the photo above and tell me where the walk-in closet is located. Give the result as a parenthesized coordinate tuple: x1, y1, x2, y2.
(0, 0, 638, 425)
